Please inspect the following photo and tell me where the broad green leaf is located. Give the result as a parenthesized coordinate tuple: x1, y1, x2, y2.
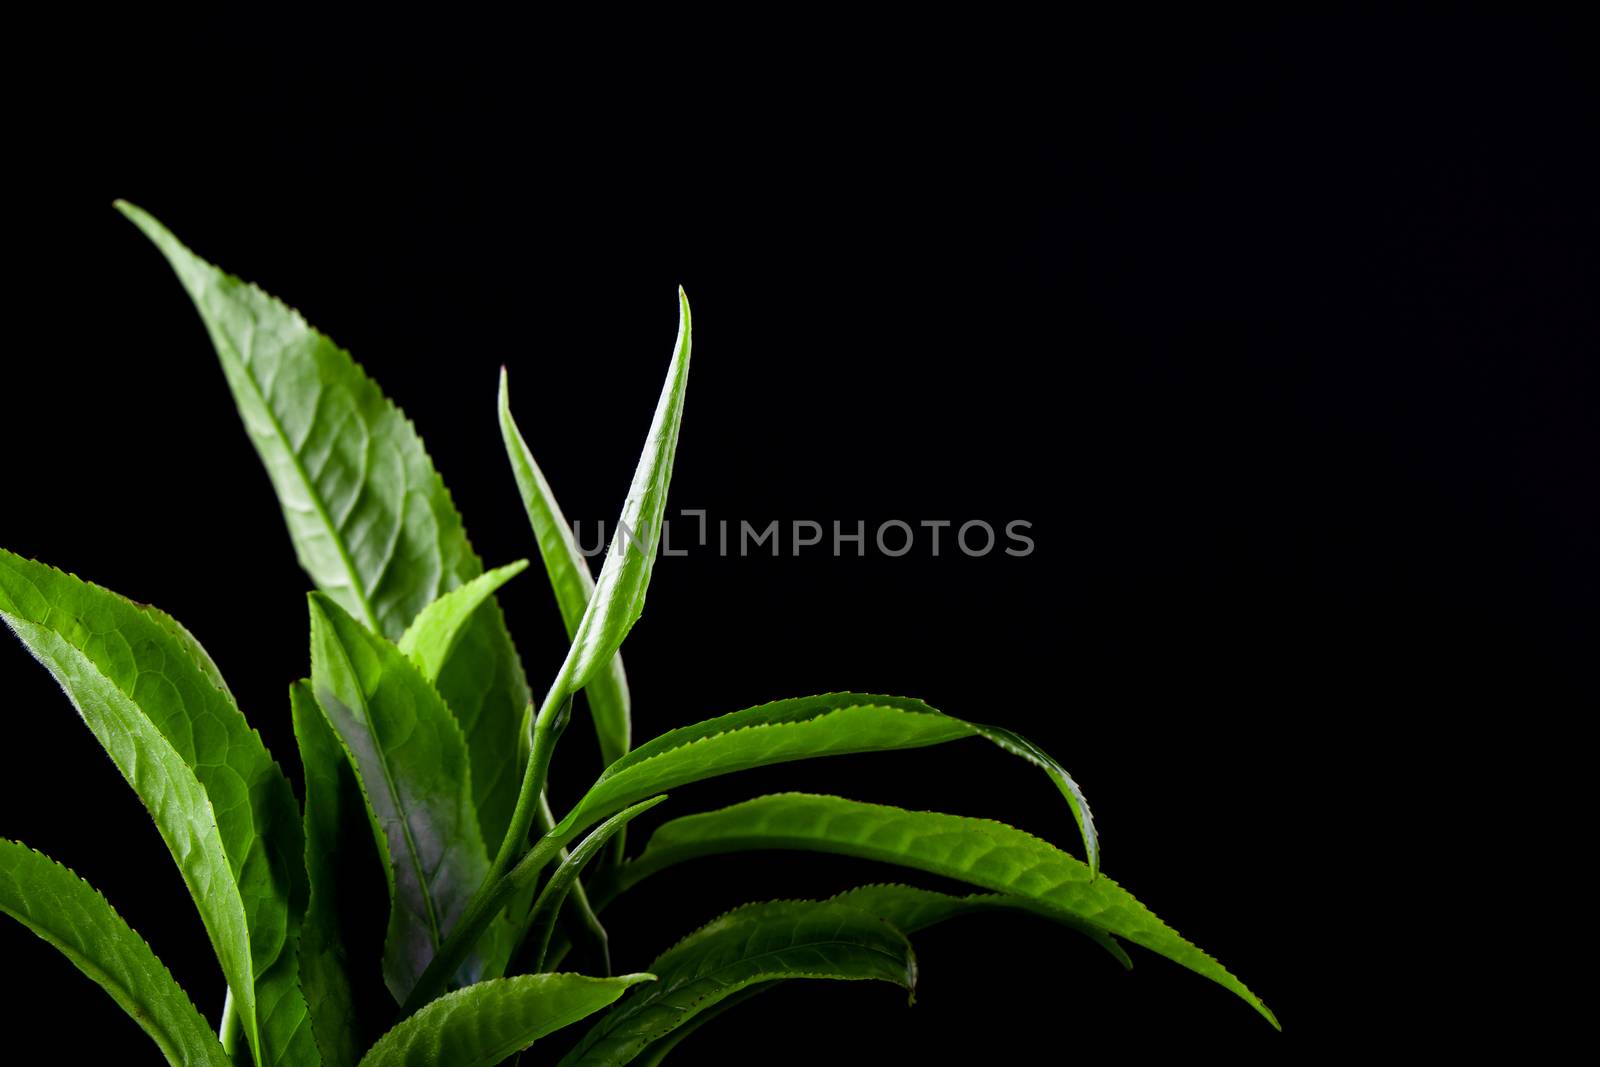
(151, 609, 237, 700)
(293, 681, 382, 1067)
(117, 200, 532, 851)
(560, 288, 692, 693)
(525, 798, 669, 972)
(549, 694, 1096, 876)
(616, 793, 1277, 1028)
(0, 840, 232, 1067)
(308, 593, 496, 1003)
(499, 369, 632, 768)
(360, 974, 654, 1067)
(436, 607, 533, 852)
(560, 900, 916, 1066)
(397, 561, 529, 683)
(0, 550, 310, 1065)
(118, 200, 477, 638)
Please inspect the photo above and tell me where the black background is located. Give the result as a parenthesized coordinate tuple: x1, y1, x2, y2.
(3, 12, 1593, 1061)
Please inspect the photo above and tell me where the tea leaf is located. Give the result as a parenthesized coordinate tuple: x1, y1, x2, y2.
(118, 201, 473, 638)
(616, 793, 1276, 1027)
(359, 974, 653, 1067)
(117, 201, 532, 852)
(525, 798, 669, 972)
(435, 610, 533, 852)
(550, 695, 1096, 874)
(561, 900, 915, 1065)
(398, 561, 529, 684)
(293, 681, 381, 1067)
(560, 289, 692, 693)
(500, 369, 632, 768)
(0, 840, 232, 1067)
(626, 884, 1132, 1064)
(480, 288, 692, 943)
(0, 551, 309, 1064)
(826, 883, 1131, 968)
(308, 593, 497, 1003)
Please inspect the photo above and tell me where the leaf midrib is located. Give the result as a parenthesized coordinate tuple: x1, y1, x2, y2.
(320, 621, 443, 948)
(232, 313, 383, 634)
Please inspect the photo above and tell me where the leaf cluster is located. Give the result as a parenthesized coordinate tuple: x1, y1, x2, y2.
(0, 206, 1275, 1065)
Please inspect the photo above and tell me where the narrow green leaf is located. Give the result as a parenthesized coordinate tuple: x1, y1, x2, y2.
(616, 793, 1277, 1028)
(117, 199, 473, 638)
(964, 721, 1097, 877)
(562, 900, 915, 1066)
(0, 840, 232, 1067)
(307, 593, 497, 1003)
(0, 550, 311, 1065)
(624, 886, 1129, 1065)
(397, 561, 529, 683)
(549, 698, 960, 846)
(116, 200, 532, 852)
(628, 984, 771, 1067)
(526, 798, 669, 972)
(359, 974, 654, 1067)
(293, 681, 382, 1067)
(499, 368, 632, 767)
(435, 609, 534, 851)
(550, 694, 1096, 876)
(472, 291, 691, 977)
(560, 288, 692, 693)
(826, 884, 1132, 969)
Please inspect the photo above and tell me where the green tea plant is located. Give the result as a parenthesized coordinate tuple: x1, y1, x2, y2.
(0, 204, 1277, 1066)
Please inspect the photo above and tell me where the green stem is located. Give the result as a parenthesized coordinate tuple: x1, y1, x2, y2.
(219, 989, 249, 1065)
(490, 655, 575, 880)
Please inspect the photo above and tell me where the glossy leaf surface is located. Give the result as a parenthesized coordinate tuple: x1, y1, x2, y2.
(308, 593, 494, 1002)
(617, 793, 1276, 1027)
(551, 694, 1095, 875)
(0, 550, 309, 1064)
(561, 900, 915, 1065)
(560, 289, 692, 692)
(624, 884, 1130, 1064)
(293, 681, 373, 1067)
(499, 369, 631, 767)
(0, 840, 232, 1067)
(359, 974, 653, 1067)
(118, 201, 531, 851)
(397, 561, 528, 684)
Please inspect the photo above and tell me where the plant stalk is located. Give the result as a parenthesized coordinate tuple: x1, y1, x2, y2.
(490, 653, 576, 880)
(218, 989, 245, 1063)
